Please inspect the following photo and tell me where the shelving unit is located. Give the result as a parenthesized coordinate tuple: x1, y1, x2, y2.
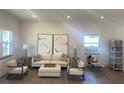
(109, 40, 123, 70)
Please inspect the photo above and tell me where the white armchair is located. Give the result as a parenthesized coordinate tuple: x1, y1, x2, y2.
(7, 59, 28, 79)
(67, 61, 85, 80)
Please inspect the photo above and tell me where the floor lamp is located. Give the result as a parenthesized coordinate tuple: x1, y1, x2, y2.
(74, 46, 77, 57)
(73, 46, 79, 66)
(23, 44, 28, 65)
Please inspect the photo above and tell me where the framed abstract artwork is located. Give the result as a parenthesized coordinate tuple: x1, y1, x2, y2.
(54, 34, 68, 55)
(37, 34, 69, 55)
(37, 34, 53, 55)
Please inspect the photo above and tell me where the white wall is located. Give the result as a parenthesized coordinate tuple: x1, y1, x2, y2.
(114, 19, 124, 70)
(0, 10, 20, 76)
(20, 20, 116, 66)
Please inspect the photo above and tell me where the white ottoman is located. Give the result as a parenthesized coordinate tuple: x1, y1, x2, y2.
(38, 64, 61, 77)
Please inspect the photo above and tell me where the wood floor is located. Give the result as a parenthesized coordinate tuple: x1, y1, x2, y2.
(0, 67, 124, 84)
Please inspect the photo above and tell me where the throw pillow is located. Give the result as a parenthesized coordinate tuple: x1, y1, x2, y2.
(61, 54, 68, 62)
(33, 54, 42, 62)
(78, 61, 85, 68)
(42, 53, 51, 60)
(91, 57, 98, 63)
(52, 53, 63, 60)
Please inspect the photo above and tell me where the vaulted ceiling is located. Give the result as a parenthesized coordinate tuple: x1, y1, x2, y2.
(5, 9, 124, 22)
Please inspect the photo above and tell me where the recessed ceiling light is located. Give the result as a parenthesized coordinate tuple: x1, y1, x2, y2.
(67, 16, 70, 19)
(32, 14, 36, 18)
(100, 16, 104, 19)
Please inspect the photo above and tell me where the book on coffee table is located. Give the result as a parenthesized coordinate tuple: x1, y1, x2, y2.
(44, 63, 56, 67)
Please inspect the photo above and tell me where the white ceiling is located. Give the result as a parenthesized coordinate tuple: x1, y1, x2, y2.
(5, 9, 124, 22)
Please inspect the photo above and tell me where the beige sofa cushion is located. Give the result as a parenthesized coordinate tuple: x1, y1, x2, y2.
(51, 60, 68, 65)
(33, 60, 51, 65)
(52, 53, 68, 62)
(52, 53, 63, 60)
(42, 54, 51, 60)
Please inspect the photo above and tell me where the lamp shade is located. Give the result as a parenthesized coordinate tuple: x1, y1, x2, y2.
(23, 44, 28, 49)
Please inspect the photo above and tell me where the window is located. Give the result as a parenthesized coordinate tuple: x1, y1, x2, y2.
(0, 30, 13, 58)
(84, 34, 99, 54)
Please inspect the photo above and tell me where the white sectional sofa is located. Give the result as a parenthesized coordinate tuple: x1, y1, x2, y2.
(31, 53, 69, 68)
